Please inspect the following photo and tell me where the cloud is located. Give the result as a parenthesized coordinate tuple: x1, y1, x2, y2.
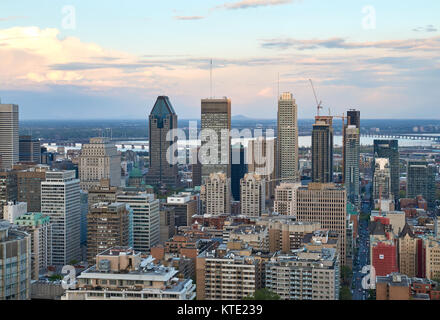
(0, 16, 28, 22)
(218, 0, 295, 10)
(261, 36, 440, 51)
(413, 25, 437, 32)
(173, 15, 205, 20)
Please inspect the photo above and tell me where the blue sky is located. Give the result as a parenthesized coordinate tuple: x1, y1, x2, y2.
(0, 0, 439, 119)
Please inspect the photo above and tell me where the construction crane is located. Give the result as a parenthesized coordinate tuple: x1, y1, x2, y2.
(309, 79, 323, 116)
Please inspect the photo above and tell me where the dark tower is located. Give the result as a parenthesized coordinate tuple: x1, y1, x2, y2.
(312, 116, 334, 183)
(146, 96, 179, 187)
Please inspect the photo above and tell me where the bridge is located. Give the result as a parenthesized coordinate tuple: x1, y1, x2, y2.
(361, 133, 440, 142)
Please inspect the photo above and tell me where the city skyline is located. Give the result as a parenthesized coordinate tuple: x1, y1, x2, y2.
(0, 1, 439, 120)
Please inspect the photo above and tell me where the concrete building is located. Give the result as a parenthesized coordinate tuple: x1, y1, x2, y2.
(228, 225, 269, 252)
(116, 192, 160, 253)
(19, 135, 41, 163)
(3, 201, 27, 223)
(0, 103, 19, 170)
(376, 273, 411, 300)
(374, 140, 399, 202)
(265, 248, 339, 300)
(164, 193, 198, 227)
(87, 202, 130, 264)
(398, 223, 418, 278)
(296, 183, 347, 265)
(0, 220, 31, 299)
(41, 170, 81, 266)
(200, 98, 231, 182)
(312, 116, 333, 183)
(240, 173, 265, 217)
(79, 137, 121, 191)
(201, 172, 231, 215)
(343, 109, 360, 184)
(373, 158, 393, 200)
(425, 237, 440, 280)
(63, 247, 196, 300)
(14, 213, 52, 280)
(87, 178, 120, 210)
(0, 171, 17, 219)
(344, 125, 360, 206)
(407, 160, 436, 208)
(231, 143, 247, 201)
(277, 92, 299, 183)
(16, 166, 47, 212)
(146, 96, 179, 187)
(274, 183, 301, 216)
(159, 207, 175, 244)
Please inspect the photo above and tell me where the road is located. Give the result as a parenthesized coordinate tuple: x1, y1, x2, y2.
(351, 219, 370, 300)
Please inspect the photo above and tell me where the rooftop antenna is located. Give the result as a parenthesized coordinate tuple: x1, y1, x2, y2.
(210, 59, 213, 99)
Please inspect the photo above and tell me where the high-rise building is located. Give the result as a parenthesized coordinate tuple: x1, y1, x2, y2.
(200, 98, 231, 182)
(0, 171, 17, 219)
(0, 103, 19, 170)
(407, 160, 436, 208)
(14, 213, 52, 280)
(247, 137, 277, 201)
(425, 238, 440, 280)
(398, 224, 418, 278)
(19, 135, 41, 163)
(265, 248, 339, 300)
(201, 172, 231, 215)
(88, 178, 120, 210)
(312, 116, 333, 183)
(191, 147, 202, 187)
(231, 143, 247, 201)
(374, 140, 399, 202)
(373, 158, 393, 200)
(87, 202, 130, 264)
(240, 173, 266, 217)
(41, 170, 81, 266)
(277, 92, 299, 183)
(296, 183, 347, 265)
(146, 96, 179, 187)
(3, 201, 27, 223)
(16, 166, 47, 212)
(116, 191, 160, 253)
(159, 207, 175, 244)
(0, 221, 31, 299)
(164, 193, 197, 228)
(274, 183, 301, 216)
(79, 137, 121, 191)
(344, 125, 360, 206)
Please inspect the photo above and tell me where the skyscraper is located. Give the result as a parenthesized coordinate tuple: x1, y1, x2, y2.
(343, 109, 360, 183)
(373, 158, 393, 200)
(231, 143, 247, 201)
(0, 103, 19, 170)
(240, 173, 266, 217)
(344, 125, 360, 206)
(146, 96, 179, 187)
(41, 170, 81, 266)
(312, 116, 334, 183)
(277, 92, 299, 183)
(200, 98, 231, 183)
(19, 135, 41, 163)
(79, 137, 121, 191)
(201, 172, 231, 215)
(407, 160, 436, 207)
(374, 140, 399, 202)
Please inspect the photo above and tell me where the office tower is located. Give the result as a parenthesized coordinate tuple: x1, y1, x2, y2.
(274, 183, 301, 216)
(17, 166, 47, 212)
(398, 224, 418, 278)
(19, 135, 41, 163)
(0, 171, 17, 219)
(201, 172, 231, 215)
(376, 274, 411, 300)
(191, 147, 202, 187)
(344, 125, 360, 206)
(0, 103, 19, 170)
(265, 248, 339, 300)
(63, 247, 196, 300)
(240, 173, 266, 217)
(425, 238, 440, 280)
(88, 178, 120, 210)
(164, 193, 197, 227)
(3, 201, 27, 223)
(196, 244, 259, 300)
(160, 207, 175, 244)
(87, 202, 130, 264)
(407, 160, 436, 208)
(41, 170, 81, 266)
(296, 183, 347, 265)
(80, 191, 88, 247)
(15, 213, 52, 280)
(343, 110, 360, 181)
(79, 137, 121, 191)
(116, 192, 160, 253)
(200, 98, 231, 182)
(373, 158, 393, 200)
(312, 116, 334, 183)
(374, 140, 399, 202)
(0, 221, 31, 299)
(146, 96, 179, 187)
(277, 92, 299, 183)
(247, 137, 277, 201)
(231, 143, 247, 201)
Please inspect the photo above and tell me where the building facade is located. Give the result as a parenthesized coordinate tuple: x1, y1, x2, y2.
(0, 103, 19, 170)
(312, 116, 333, 183)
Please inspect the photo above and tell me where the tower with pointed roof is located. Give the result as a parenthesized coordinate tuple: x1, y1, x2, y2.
(146, 96, 179, 187)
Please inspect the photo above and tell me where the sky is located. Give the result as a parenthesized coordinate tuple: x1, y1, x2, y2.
(0, 0, 439, 120)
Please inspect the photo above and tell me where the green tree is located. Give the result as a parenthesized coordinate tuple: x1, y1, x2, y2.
(339, 286, 352, 300)
(244, 288, 281, 300)
(341, 265, 353, 286)
(399, 190, 406, 199)
(367, 289, 376, 300)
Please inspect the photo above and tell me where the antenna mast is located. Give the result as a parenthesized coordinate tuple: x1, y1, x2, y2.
(210, 59, 213, 99)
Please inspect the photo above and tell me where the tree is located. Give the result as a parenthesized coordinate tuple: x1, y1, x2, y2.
(244, 288, 280, 300)
(341, 265, 353, 286)
(339, 286, 352, 300)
